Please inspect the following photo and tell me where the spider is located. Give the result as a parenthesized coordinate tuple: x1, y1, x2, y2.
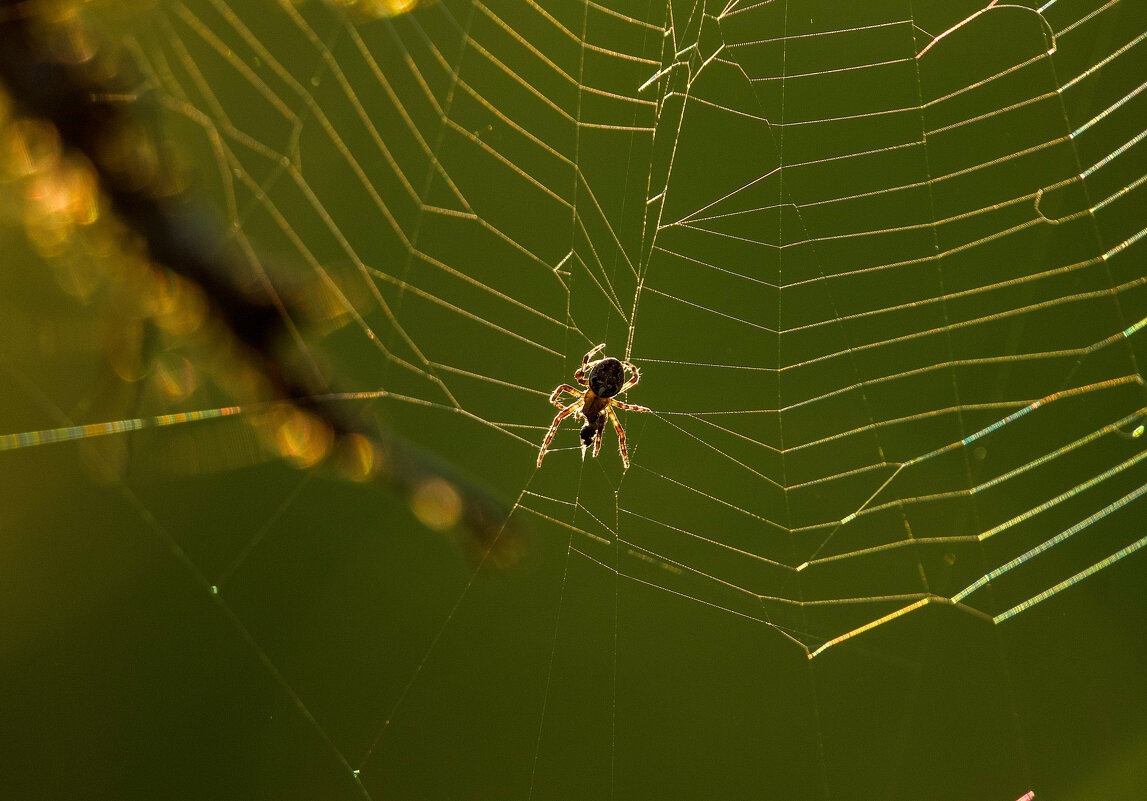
(537, 343, 650, 469)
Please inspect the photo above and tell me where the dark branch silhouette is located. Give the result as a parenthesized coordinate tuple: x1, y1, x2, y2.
(0, 0, 524, 564)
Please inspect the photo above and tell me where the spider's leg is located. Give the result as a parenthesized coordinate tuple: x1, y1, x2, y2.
(582, 343, 607, 367)
(591, 417, 605, 459)
(537, 400, 581, 467)
(549, 384, 583, 408)
(611, 400, 650, 413)
(573, 344, 605, 385)
(618, 361, 641, 393)
(606, 406, 631, 468)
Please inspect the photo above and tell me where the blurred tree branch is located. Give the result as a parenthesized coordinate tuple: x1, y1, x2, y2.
(0, 0, 525, 565)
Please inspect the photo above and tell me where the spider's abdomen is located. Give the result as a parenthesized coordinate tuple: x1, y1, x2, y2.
(587, 357, 625, 398)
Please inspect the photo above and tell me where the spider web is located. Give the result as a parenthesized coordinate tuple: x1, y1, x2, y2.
(2, 0, 1146, 798)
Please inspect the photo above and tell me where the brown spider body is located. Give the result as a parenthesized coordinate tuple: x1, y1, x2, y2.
(577, 391, 614, 455)
(537, 344, 649, 469)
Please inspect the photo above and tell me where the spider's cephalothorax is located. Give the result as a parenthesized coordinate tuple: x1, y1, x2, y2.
(537, 344, 650, 469)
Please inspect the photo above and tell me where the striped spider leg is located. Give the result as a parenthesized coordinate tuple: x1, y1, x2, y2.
(537, 397, 583, 467)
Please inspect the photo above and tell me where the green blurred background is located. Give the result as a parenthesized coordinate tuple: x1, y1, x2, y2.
(1, 0, 1145, 799)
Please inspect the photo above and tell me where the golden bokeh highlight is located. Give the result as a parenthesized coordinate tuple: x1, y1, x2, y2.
(24, 1, 102, 67)
(3, 117, 61, 178)
(2, 117, 102, 288)
(333, 432, 384, 483)
(409, 477, 463, 532)
(261, 403, 334, 469)
(25, 172, 97, 253)
(147, 269, 208, 337)
(327, 0, 429, 21)
(151, 353, 199, 402)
